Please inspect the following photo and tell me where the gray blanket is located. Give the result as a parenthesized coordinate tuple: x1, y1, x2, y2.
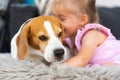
(0, 53, 120, 80)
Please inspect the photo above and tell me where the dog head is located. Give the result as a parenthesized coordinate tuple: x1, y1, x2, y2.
(11, 16, 70, 62)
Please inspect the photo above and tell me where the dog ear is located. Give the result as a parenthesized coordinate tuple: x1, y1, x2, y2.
(16, 19, 32, 60)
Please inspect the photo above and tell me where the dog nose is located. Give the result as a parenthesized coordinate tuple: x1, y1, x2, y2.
(54, 48, 64, 60)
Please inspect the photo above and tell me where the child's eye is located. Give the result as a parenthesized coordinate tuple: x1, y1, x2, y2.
(59, 17, 65, 21)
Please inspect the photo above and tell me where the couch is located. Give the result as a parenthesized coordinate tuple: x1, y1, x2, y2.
(0, 4, 120, 52)
(0, 4, 38, 52)
(98, 7, 120, 39)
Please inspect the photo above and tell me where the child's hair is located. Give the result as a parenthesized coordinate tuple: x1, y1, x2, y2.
(52, 0, 99, 23)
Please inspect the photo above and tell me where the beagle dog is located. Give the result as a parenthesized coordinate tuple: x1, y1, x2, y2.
(11, 16, 70, 62)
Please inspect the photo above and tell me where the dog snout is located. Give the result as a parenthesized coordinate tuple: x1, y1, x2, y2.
(54, 48, 64, 61)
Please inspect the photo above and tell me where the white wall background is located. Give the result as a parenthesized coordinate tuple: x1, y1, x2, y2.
(96, 0, 120, 7)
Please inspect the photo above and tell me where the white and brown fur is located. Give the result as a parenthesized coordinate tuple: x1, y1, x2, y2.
(11, 16, 70, 62)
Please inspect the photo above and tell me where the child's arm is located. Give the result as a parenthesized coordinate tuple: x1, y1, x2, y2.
(64, 30, 107, 67)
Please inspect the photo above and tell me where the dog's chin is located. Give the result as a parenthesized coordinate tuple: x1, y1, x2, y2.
(42, 59, 67, 67)
(41, 59, 51, 66)
(44, 57, 69, 63)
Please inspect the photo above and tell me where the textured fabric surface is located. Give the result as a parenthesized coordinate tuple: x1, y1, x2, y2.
(0, 53, 120, 80)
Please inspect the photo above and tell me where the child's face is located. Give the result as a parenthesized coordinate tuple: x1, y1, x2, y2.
(52, 9, 81, 38)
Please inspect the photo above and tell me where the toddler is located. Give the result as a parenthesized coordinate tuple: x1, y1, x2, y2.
(51, 0, 120, 67)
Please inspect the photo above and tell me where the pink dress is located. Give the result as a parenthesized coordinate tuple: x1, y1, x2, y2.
(66, 23, 120, 66)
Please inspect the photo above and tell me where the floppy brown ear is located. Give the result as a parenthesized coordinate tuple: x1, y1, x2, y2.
(16, 20, 31, 60)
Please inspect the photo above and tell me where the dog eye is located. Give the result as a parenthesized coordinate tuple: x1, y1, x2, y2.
(39, 35, 48, 41)
(58, 32, 62, 37)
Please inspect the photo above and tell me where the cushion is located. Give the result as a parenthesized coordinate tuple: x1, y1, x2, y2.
(98, 7, 120, 39)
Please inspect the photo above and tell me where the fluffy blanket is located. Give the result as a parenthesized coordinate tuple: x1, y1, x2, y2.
(0, 53, 120, 80)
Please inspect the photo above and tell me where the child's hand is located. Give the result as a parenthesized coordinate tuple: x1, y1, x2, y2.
(63, 55, 86, 67)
